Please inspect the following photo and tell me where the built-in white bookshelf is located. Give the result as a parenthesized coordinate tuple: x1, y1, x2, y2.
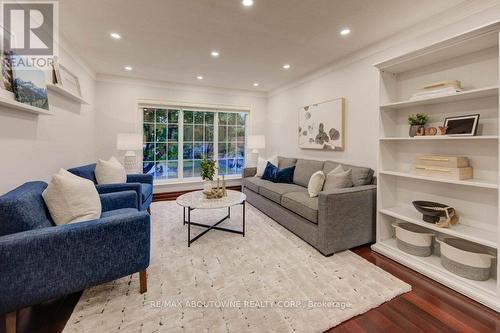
(373, 23, 500, 312)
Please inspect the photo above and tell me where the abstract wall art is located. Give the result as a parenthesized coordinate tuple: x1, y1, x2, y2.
(298, 97, 345, 150)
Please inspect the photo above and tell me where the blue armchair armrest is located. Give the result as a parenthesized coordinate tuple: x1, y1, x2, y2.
(127, 173, 153, 185)
(100, 191, 138, 212)
(0, 211, 150, 314)
(96, 183, 142, 208)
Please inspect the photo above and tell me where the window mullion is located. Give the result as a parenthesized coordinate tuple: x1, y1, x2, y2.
(178, 109, 184, 180)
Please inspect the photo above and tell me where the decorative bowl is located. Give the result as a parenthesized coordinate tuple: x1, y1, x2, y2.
(412, 201, 454, 223)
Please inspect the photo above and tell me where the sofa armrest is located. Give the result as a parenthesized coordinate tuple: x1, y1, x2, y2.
(100, 190, 138, 212)
(0, 211, 150, 314)
(243, 167, 257, 178)
(317, 185, 376, 254)
(96, 183, 142, 207)
(127, 174, 153, 186)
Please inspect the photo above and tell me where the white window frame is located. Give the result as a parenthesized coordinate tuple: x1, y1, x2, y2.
(138, 99, 250, 185)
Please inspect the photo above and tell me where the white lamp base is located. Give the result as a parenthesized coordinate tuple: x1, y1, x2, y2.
(123, 151, 138, 174)
(246, 149, 259, 167)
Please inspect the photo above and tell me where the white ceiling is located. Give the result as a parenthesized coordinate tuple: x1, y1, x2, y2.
(59, 0, 465, 91)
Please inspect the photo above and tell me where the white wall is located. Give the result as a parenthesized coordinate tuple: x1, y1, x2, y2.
(266, 1, 500, 171)
(94, 75, 267, 192)
(0, 40, 96, 194)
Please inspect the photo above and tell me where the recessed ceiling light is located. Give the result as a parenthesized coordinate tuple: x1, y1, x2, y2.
(197, 75, 203, 80)
(242, 0, 254, 7)
(211, 50, 220, 57)
(282, 64, 291, 69)
(253, 83, 259, 87)
(124, 66, 132, 71)
(110, 32, 121, 40)
(340, 28, 351, 36)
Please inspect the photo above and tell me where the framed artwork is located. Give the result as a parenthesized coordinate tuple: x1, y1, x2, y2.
(11, 55, 49, 110)
(58, 63, 82, 97)
(51, 57, 62, 84)
(298, 97, 345, 150)
(444, 114, 480, 136)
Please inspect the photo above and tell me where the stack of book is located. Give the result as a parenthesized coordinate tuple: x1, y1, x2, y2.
(410, 80, 463, 100)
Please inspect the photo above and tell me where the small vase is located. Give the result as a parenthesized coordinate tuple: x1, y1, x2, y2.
(409, 125, 422, 137)
(203, 180, 212, 191)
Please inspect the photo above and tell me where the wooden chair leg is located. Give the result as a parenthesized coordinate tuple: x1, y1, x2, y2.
(6, 311, 16, 333)
(139, 270, 147, 294)
(147, 207, 151, 215)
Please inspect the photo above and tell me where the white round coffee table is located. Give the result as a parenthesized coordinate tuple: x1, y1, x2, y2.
(176, 190, 247, 247)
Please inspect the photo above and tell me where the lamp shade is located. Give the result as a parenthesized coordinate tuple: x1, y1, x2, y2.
(117, 133, 142, 151)
(247, 135, 266, 149)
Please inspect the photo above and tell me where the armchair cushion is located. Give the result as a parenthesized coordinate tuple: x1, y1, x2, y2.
(95, 157, 126, 184)
(42, 169, 101, 225)
(101, 208, 138, 218)
(100, 191, 138, 212)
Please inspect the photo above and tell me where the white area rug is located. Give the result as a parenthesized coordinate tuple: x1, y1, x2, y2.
(64, 201, 411, 333)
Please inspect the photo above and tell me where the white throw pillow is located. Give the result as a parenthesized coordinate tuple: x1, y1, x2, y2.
(255, 156, 278, 177)
(323, 168, 353, 191)
(307, 170, 325, 197)
(42, 169, 102, 225)
(95, 156, 127, 184)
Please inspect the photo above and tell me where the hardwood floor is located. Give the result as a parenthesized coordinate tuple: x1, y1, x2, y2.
(2, 212, 499, 332)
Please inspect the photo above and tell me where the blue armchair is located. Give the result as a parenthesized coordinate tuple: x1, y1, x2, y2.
(0, 182, 150, 333)
(67, 164, 153, 212)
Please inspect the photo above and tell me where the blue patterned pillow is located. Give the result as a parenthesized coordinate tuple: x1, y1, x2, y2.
(262, 162, 277, 181)
(275, 165, 295, 183)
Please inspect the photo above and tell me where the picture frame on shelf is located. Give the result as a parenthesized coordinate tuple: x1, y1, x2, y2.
(57, 63, 82, 98)
(443, 114, 480, 136)
(0, 51, 14, 100)
(11, 54, 50, 110)
(51, 57, 62, 85)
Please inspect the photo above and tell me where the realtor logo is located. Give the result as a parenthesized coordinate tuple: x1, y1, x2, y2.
(1, 1, 58, 57)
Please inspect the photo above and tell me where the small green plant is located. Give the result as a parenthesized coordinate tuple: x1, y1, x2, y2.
(200, 158, 216, 181)
(408, 113, 429, 126)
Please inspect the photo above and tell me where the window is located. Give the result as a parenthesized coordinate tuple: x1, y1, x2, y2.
(142, 107, 247, 181)
(143, 108, 179, 180)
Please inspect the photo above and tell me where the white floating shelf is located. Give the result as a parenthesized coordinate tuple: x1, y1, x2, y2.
(380, 135, 499, 141)
(379, 205, 498, 248)
(372, 240, 498, 311)
(47, 84, 89, 105)
(380, 86, 498, 110)
(0, 95, 51, 115)
(379, 170, 499, 190)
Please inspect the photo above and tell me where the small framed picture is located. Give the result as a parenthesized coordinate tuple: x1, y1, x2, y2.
(58, 64, 82, 97)
(443, 114, 480, 136)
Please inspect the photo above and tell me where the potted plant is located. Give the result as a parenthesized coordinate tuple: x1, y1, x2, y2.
(200, 157, 217, 191)
(408, 113, 429, 137)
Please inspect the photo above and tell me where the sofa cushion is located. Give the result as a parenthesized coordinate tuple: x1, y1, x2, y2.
(259, 182, 305, 204)
(323, 161, 374, 186)
(141, 184, 153, 202)
(0, 181, 54, 236)
(278, 156, 297, 169)
(282, 191, 319, 223)
(243, 177, 268, 193)
(101, 208, 138, 218)
(293, 159, 325, 187)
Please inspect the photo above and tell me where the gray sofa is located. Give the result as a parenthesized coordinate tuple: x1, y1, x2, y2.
(242, 157, 376, 256)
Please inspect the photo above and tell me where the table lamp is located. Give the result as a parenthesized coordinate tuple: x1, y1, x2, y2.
(117, 133, 143, 173)
(247, 135, 265, 167)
